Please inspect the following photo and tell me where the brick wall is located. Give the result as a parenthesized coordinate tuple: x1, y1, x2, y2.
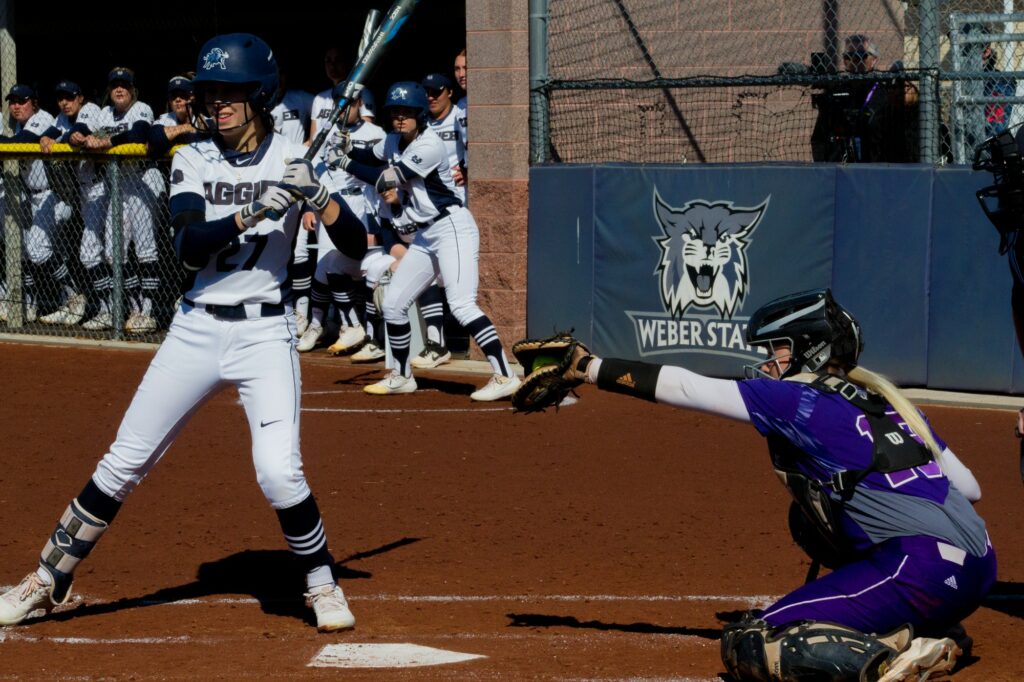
(465, 0, 530, 352)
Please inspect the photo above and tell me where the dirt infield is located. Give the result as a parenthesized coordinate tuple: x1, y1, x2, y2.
(0, 341, 1021, 680)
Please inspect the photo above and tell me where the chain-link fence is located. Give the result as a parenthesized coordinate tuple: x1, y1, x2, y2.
(529, 0, 1024, 165)
(1, 144, 177, 342)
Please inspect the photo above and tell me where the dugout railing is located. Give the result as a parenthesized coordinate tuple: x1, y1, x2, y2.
(0, 144, 177, 342)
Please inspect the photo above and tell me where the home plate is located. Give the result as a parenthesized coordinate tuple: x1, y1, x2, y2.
(308, 643, 486, 668)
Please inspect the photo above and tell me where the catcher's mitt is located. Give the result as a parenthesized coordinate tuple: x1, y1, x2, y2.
(511, 332, 591, 413)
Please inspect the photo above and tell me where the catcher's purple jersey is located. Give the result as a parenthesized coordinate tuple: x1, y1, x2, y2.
(737, 378, 988, 556)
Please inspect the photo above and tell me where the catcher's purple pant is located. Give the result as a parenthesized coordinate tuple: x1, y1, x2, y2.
(762, 535, 996, 634)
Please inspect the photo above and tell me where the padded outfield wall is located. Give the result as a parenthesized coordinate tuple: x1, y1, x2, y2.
(527, 164, 1024, 394)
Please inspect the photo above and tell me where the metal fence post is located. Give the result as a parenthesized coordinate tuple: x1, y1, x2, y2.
(109, 157, 124, 340)
(918, 0, 940, 164)
(529, 0, 550, 164)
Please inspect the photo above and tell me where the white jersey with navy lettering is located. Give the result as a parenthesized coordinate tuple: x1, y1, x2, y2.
(17, 109, 57, 192)
(372, 126, 460, 238)
(427, 106, 465, 202)
(271, 89, 314, 144)
(169, 133, 306, 306)
(455, 95, 467, 162)
(310, 89, 335, 142)
(93, 100, 154, 138)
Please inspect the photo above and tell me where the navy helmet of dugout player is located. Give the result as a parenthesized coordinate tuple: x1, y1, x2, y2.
(0, 32, 367, 632)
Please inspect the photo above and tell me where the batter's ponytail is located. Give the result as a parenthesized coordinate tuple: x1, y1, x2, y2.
(845, 365, 944, 463)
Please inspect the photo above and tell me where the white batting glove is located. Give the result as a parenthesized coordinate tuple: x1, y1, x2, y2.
(280, 158, 330, 212)
(240, 184, 297, 227)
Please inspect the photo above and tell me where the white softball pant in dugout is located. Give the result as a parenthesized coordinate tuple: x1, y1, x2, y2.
(381, 206, 483, 326)
(91, 304, 312, 510)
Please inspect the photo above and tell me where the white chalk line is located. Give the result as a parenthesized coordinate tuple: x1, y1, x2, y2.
(301, 406, 510, 414)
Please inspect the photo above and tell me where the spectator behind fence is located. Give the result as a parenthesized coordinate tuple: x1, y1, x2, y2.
(36, 80, 109, 326)
(982, 41, 1016, 140)
(80, 67, 167, 334)
(0, 84, 77, 325)
(810, 35, 898, 163)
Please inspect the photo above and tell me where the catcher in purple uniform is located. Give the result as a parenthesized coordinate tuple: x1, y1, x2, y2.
(513, 289, 995, 682)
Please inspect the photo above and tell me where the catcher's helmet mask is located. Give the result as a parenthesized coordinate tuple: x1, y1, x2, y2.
(743, 289, 863, 380)
(191, 33, 280, 134)
(974, 123, 1024, 254)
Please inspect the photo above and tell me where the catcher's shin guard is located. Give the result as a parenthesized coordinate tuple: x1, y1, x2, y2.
(39, 499, 110, 604)
(721, 617, 911, 682)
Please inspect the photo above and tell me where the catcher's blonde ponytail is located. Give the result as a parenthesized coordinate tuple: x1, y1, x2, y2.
(845, 365, 944, 463)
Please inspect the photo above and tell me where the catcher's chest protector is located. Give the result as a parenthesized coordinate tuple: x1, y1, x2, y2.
(769, 375, 933, 550)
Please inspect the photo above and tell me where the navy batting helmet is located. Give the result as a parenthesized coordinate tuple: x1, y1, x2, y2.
(744, 288, 862, 379)
(383, 81, 428, 121)
(192, 33, 279, 113)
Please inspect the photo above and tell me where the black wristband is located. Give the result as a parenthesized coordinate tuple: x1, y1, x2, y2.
(595, 358, 662, 402)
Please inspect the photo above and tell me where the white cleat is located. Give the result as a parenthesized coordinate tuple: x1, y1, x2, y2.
(40, 293, 87, 325)
(470, 373, 522, 402)
(364, 369, 417, 395)
(297, 321, 324, 352)
(81, 311, 113, 331)
(350, 341, 385, 363)
(305, 583, 356, 632)
(878, 636, 960, 682)
(410, 341, 451, 369)
(327, 324, 368, 355)
(124, 312, 158, 333)
(0, 573, 54, 626)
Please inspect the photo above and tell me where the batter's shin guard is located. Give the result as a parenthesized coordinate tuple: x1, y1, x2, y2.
(39, 500, 110, 605)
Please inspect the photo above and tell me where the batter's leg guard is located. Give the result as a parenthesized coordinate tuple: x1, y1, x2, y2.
(721, 617, 911, 682)
(38, 480, 121, 605)
(417, 284, 446, 345)
(39, 503, 108, 605)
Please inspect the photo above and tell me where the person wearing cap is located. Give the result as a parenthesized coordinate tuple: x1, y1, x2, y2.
(293, 79, 386, 358)
(147, 74, 204, 159)
(79, 66, 166, 334)
(358, 88, 376, 123)
(34, 80, 107, 326)
(810, 34, 895, 162)
(0, 84, 77, 325)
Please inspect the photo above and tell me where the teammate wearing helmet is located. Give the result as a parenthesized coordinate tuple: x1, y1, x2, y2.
(553, 289, 995, 681)
(331, 81, 519, 399)
(0, 33, 367, 633)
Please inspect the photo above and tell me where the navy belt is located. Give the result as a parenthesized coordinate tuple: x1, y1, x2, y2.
(183, 298, 286, 320)
(415, 205, 456, 230)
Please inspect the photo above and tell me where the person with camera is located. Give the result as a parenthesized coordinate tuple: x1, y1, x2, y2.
(810, 35, 894, 163)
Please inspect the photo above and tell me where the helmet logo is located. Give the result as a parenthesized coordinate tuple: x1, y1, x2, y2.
(394, 86, 409, 100)
(652, 188, 767, 319)
(202, 47, 230, 71)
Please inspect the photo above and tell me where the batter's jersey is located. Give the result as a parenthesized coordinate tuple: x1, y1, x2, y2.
(427, 106, 465, 202)
(169, 133, 305, 306)
(93, 100, 154, 139)
(371, 127, 461, 234)
(16, 109, 57, 192)
(737, 378, 989, 556)
(272, 89, 314, 144)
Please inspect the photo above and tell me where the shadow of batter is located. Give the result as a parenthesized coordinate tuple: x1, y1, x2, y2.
(506, 612, 721, 639)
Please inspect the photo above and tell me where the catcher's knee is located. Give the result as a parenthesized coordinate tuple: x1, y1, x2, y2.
(721, 617, 911, 682)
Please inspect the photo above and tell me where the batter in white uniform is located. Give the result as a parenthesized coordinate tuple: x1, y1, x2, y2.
(332, 81, 520, 401)
(0, 33, 367, 633)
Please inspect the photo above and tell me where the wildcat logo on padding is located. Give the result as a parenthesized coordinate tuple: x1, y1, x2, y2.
(652, 188, 768, 319)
